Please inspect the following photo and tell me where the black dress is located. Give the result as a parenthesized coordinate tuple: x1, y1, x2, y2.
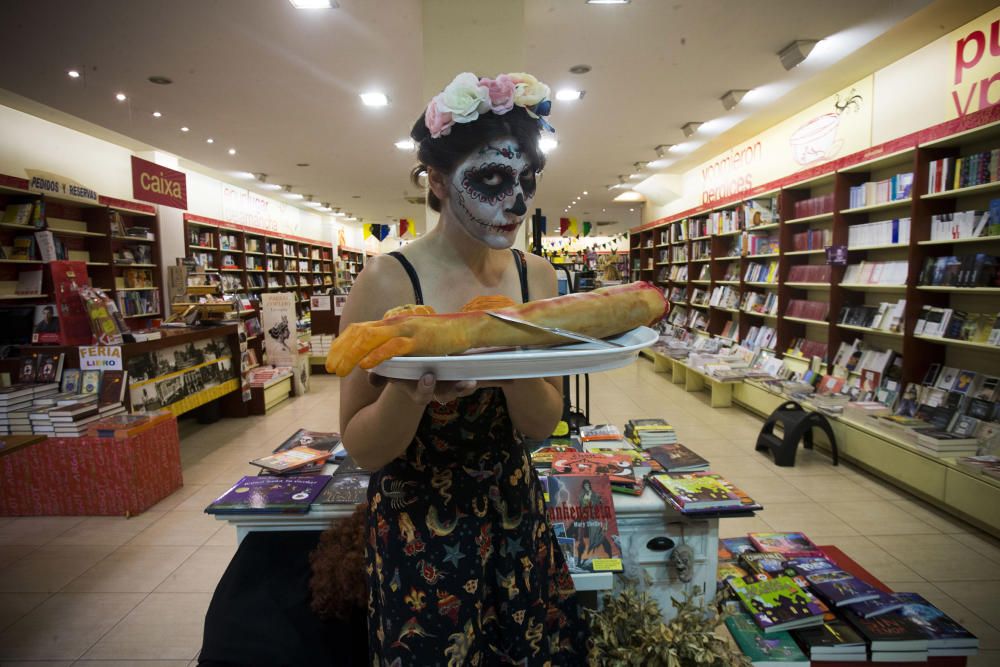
(366, 250, 590, 666)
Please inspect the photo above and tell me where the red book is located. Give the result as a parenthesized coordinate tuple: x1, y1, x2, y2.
(48, 261, 95, 345)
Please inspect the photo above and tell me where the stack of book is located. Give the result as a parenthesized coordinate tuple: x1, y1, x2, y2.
(643, 442, 708, 473)
(929, 208, 996, 241)
(847, 217, 911, 248)
(956, 454, 1000, 479)
(717, 532, 979, 663)
(0, 384, 59, 435)
(842, 260, 908, 285)
(793, 193, 834, 218)
(786, 264, 831, 283)
(624, 418, 677, 447)
(786, 299, 829, 322)
(648, 471, 761, 516)
(549, 451, 648, 495)
(791, 228, 832, 251)
(578, 423, 626, 447)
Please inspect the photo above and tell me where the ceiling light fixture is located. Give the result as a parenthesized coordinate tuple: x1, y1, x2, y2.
(227, 148, 236, 155)
(344, 214, 357, 221)
(586, 0, 630, 4)
(555, 89, 584, 101)
(539, 136, 558, 153)
(115, 93, 127, 102)
(778, 39, 819, 70)
(147, 75, 173, 85)
(282, 185, 303, 200)
(206, 138, 214, 144)
(582, 191, 588, 196)
(628, 174, 643, 180)
(720, 89, 749, 111)
(152, 111, 162, 118)
(180, 126, 189, 132)
(360, 91, 389, 107)
(569, 64, 592, 74)
(654, 144, 674, 158)
(289, 0, 336, 7)
(633, 161, 647, 171)
(681, 122, 702, 137)
(394, 139, 415, 151)
(67, 69, 80, 79)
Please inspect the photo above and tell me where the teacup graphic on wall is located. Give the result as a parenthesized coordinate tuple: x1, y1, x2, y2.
(789, 88, 864, 166)
(789, 113, 843, 166)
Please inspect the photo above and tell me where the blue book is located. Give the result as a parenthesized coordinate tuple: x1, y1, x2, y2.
(846, 591, 906, 618)
(204, 475, 331, 514)
(896, 592, 979, 652)
(787, 558, 881, 607)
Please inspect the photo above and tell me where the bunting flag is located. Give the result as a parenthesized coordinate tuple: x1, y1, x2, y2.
(399, 218, 415, 238)
(362, 223, 372, 240)
(564, 218, 578, 237)
(374, 224, 390, 241)
(559, 217, 570, 235)
(583, 221, 592, 237)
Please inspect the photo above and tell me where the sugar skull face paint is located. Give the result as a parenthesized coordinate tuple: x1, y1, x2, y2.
(446, 139, 537, 249)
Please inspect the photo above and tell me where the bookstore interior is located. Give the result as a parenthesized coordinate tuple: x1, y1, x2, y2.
(1, 1, 1000, 665)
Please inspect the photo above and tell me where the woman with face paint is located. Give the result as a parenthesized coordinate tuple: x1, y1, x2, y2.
(332, 73, 590, 664)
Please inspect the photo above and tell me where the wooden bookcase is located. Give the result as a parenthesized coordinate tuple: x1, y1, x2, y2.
(631, 119, 1000, 387)
(181, 213, 336, 370)
(0, 175, 163, 329)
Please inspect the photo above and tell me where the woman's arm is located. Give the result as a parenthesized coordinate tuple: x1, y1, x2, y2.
(338, 258, 478, 470)
(500, 254, 564, 440)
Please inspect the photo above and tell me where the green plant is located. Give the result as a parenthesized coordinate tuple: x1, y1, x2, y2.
(586, 585, 751, 667)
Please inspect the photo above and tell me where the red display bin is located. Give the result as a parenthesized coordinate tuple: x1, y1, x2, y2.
(0, 415, 182, 517)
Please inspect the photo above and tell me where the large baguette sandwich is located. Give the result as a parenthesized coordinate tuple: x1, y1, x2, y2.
(326, 281, 668, 377)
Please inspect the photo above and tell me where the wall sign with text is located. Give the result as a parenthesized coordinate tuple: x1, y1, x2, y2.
(131, 155, 188, 209)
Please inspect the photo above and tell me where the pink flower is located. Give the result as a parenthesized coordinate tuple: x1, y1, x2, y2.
(480, 75, 515, 115)
(424, 95, 454, 138)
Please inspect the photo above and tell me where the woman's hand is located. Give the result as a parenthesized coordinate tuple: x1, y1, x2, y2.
(369, 372, 479, 406)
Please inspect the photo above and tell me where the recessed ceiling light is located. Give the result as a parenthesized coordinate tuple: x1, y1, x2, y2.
(628, 174, 643, 180)
(228, 148, 236, 155)
(394, 139, 415, 150)
(582, 191, 588, 195)
(296, 163, 310, 167)
(115, 93, 127, 102)
(587, 0, 630, 4)
(289, 0, 336, 7)
(147, 75, 173, 85)
(206, 138, 214, 144)
(539, 136, 558, 153)
(360, 91, 389, 107)
(555, 89, 584, 101)
(629, 207, 635, 212)
(602, 208, 606, 212)
(180, 126, 189, 132)
(569, 64, 592, 74)
(67, 69, 80, 79)
(152, 111, 162, 118)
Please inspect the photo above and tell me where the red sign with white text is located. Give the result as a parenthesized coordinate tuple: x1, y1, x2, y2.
(131, 156, 187, 209)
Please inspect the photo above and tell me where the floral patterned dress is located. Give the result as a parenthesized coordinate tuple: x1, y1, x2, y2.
(365, 250, 589, 666)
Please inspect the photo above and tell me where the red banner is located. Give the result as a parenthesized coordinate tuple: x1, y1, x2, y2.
(131, 155, 187, 209)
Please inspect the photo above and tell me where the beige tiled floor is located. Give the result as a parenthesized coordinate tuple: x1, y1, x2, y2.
(0, 361, 997, 665)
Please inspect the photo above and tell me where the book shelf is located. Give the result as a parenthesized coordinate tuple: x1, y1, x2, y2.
(0, 176, 163, 327)
(335, 246, 365, 292)
(631, 119, 1000, 388)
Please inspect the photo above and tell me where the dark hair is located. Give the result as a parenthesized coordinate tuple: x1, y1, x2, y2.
(409, 106, 546, 212)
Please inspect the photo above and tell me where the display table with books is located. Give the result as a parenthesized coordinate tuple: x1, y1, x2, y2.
(0, 412, 181, 516)
(211, 481, 721, 599)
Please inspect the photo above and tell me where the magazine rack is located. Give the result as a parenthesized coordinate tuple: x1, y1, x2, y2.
(755, 400, 839, 467)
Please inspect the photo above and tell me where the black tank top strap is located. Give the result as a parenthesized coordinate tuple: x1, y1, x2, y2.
(511, 249, 529, 303)
(387, 251, 423, 305)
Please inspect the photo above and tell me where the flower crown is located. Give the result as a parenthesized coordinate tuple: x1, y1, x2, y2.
(424, 72, 554, 139)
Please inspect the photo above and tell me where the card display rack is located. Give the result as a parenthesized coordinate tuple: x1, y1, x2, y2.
(631, 119, 1000, 388)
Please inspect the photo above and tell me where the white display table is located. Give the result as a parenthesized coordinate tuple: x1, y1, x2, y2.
(213, 484, 721, 608)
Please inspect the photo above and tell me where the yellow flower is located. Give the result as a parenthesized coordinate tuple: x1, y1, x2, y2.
(508, 72, 550, 108)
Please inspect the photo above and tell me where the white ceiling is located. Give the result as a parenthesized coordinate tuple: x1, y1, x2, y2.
(0, 0, 985, 232)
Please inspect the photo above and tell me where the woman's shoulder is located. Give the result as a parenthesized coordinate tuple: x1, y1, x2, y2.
(522, 250, 557, 299)
(345, 253, 418, 322)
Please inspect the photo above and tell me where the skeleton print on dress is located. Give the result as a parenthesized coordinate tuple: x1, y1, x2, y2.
(447, 139, 537, 250)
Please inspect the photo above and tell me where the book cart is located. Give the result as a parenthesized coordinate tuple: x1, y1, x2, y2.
(631, 107, 1000, 538)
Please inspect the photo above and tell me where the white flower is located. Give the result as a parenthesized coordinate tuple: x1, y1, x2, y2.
(508, 72, 550, 108)
(436, 72, 490, 124)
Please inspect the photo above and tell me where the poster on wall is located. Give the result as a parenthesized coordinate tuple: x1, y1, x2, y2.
(261, 292, 297, 368)
(311, 294, 331, 311)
